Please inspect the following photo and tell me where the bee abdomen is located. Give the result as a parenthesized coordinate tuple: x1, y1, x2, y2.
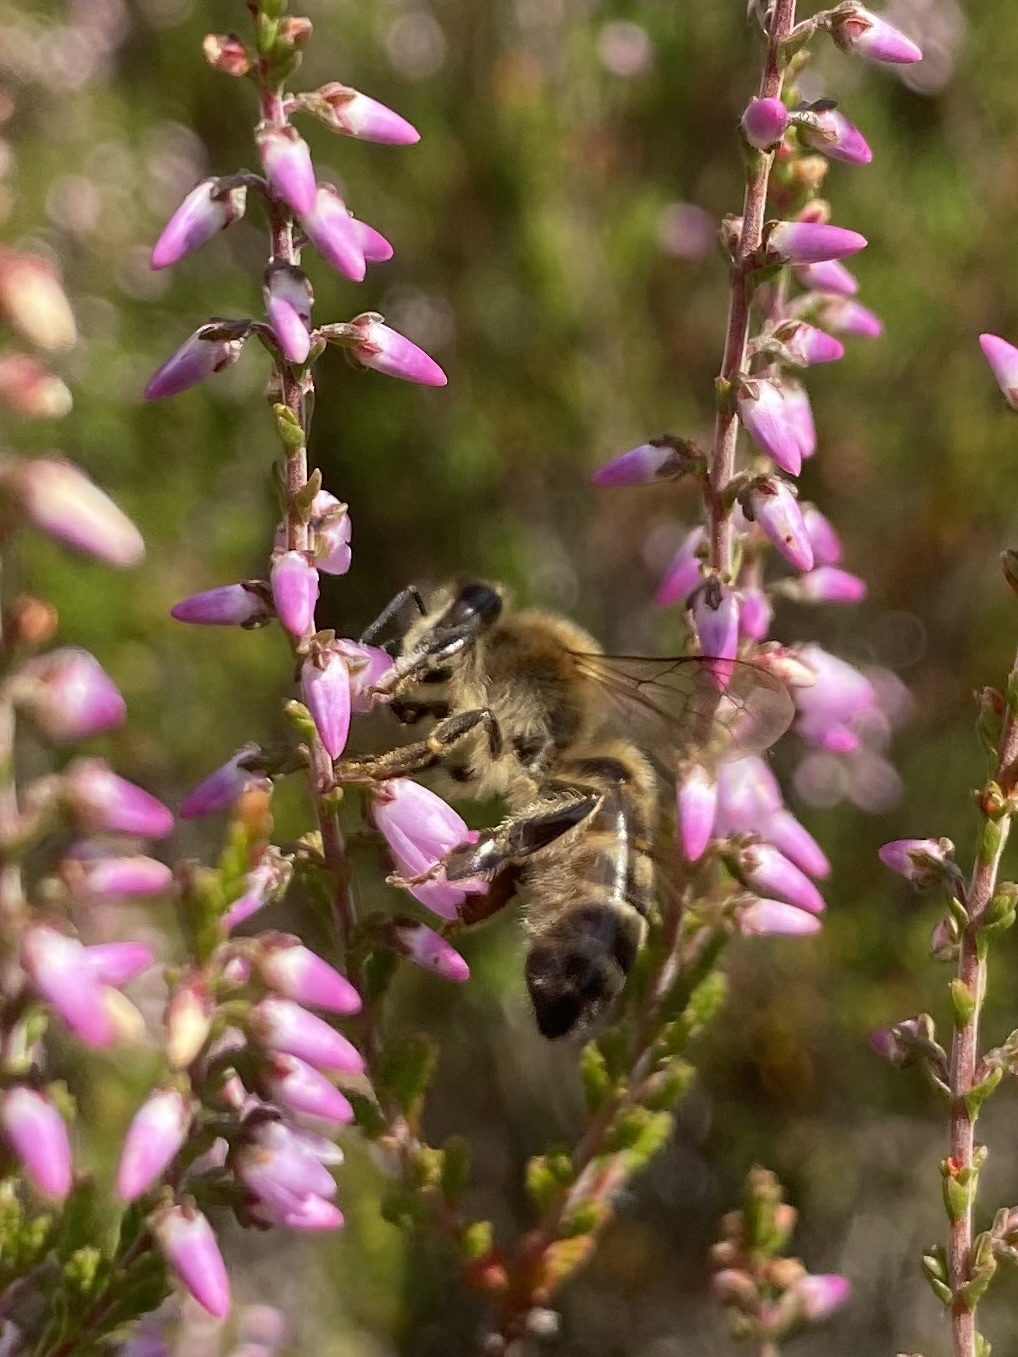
(525, 901, 644, 1040)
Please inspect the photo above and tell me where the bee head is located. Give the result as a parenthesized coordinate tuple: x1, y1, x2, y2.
(524, 933, 626, 1041)
(439, 579, 504, 634)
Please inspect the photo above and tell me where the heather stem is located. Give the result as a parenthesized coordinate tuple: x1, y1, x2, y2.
(947, 646, 1018, 1357)
(707, 0, 796, 576)
(0, 557, 26, 999)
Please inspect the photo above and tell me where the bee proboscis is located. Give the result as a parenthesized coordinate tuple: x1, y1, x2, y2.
(336, 580, 793, 1039)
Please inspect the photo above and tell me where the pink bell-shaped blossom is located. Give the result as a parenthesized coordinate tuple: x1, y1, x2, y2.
(0, 1086, 73, 1199)
(15, 647, 125, 741)
(741, 97, 789, 150)
(144, 324, 248, 401)
(264, 262, 313, 364)
(117, 1087, 193, 1201)
(980, 334, 1018, 411)
(794, 259, 858, 295)
(800, 504, 842, 565)
(5, 458, 144, 567)
(270, 551, 319, 636)
(256, 934, 361, 1015)
(738, 899, 822, 936)
(261, 1054, 354, 1126)
(171, 581, 273, 627)
(352, 219, 394, 263)
(64, 758, 175, 837)
(879, 836, 955, 887)
(676, 762, 717, 862)
(370, 779, 486, 919)
(389, 920, 471, 982)
(274, 492, 352, 576)
(251, 996, 364, 1075)
(22, 923, 116, 1047)
(62, 852, 172, 901)
(345, 312, 447, 386)
(738, 587, 773, 641)
(301, 646, 351, 759)
(829, 5, 922, 63)
(151, 178, 248, 269)
(732, 843, 826, 915)
(818, 296, 883, 338)
(783, 321, 845, 366)
(746, 479, 814, 571)
(0, 250, 76, 349)
(795, 565, 866, 603)
(164, 977, 213, 1068)
(85, 941, 155, 987)
(737, 380, 802, 475)
(179, 745, 267, 820)
(150, 1203, 230, 1318)
(592, 439, 687, 488)
(257, 125, 317, 216)
(312, 83, 420, 144)
(764, 220, 867, 266)
(693, 583, 739, 689)
(801, 106, 872, 164)
(298, 185, 366, 281)
(656, 527, 705, 606)
(335, 639, 392, 712)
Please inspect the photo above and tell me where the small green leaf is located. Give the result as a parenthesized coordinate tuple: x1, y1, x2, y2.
(347, 1092, 387, 1140)
(950, 979, 977, 1027)
(460, 1220, 493, 1262)
(965, 1066, 1003, 1119)
(580, 1043, 613, 1112)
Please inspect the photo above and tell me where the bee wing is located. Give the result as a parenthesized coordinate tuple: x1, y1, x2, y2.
(570, 653, 794, 765)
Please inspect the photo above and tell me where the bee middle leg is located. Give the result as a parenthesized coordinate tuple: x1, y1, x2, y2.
(333, 707, 502, 783)
(441, 790, 604, 882)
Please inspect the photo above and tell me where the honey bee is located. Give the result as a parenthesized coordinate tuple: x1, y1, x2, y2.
(336, 581, 793, 1040)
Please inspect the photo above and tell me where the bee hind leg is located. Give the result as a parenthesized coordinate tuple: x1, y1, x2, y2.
(442, 792, 603, 881)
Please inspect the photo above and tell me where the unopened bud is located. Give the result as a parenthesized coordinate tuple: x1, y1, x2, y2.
(203, 33, 252, 75)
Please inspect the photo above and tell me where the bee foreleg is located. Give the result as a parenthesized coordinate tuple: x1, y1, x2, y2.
(359, 585, 427, 644)
(443, 792, 603, 881)
(333, 707, 502, 782)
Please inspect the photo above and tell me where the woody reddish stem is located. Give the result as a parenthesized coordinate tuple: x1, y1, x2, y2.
(948, 651, 1018, 1357)
(707, 0, 797, 577)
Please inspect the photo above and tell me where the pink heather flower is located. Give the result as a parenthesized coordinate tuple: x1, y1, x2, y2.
(733, 843, 826, 915)
(782, 380, 816, 460)
(830, 5, 923, 64)
(346, 312, 447, 387)
(264, 262, 313, 365)
(741, 96, 789, 150)
(262, 1054, 354, 1126)
(794, 646, 876, 750)
(179, 745, 266, 820)
(164, 978, 213, 1068)
(5, 458, 144, 566)
(656, 527, 705, 607)
(256, 934, 361, 1015)
(64, 758, 175, 837)
(593, 439, 686, 488)
(298, 185, 365, 281)
(85, 941, 155, 987)
(792, 1273, 852, 1322)
(818, 296, 883, 338)
(716, 756, 783, 830)
(257, 125, 317, 216)
(301, 646, 351, 759)
(171, 582, 273, 627)
(275, 491, 352, 576)
(676, 762, 717, 862)
(739, 587, 773, 641)
(783, 322, 845, 366)
(116, 1087, 193, 1201)
(879, 836, 955, 887)
(980, 334, 1018, 411)
(22, 924, 116, 1047)
(150, 1204, 230, 1318)
(794, 259, 858, 295)
(389, 921, 470, 982)
(270, 551, 319, 636)
(800, 504, 842, 565)
(0, 353, 72, 418)
(334, 639, 392, 712)
(747, 479, 814, 571)
(0, 1087, 73, 1200)
(738, 899, 822, 936)
(765, 810, 831, 879)
(0, 250, 76, 350)
(693, 583, 739, 689)
(801, 107, 872, 164)
(764, 220, 867, 265)
(737, 380, 802, 475)
(251, 996, 364, 1075)
(144, 326, 247, 401)
(236, 1121, 343, 1232)
(313, 83, 420, 144)
(151, 178, 247, 270)
(370, 779, 487, 919)
(63, 853, 172, 901)
(796, 565, 867, 603)
(15, 646, 125, 741)
(223, 849, 293, 931)
(352, 219, 394, 263)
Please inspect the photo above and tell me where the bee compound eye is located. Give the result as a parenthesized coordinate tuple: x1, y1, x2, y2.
(445, 581, 503, 630)
(525, 939, 622, 1040)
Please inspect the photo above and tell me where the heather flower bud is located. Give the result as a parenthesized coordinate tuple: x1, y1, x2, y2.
(781, 321, 845, 366)
(763, 220, 867, 265)
(370, 779, 485, 919)
(23, 923, 115, 1047)
(62, 852, 172, 901)
(85, 941, 155, 987)
(0, 354, 72, 418)
(352, 219, 394, 264)
(677, 762, 717, 862)
(782, 381, 816, 460)
(257, 125, 317, 216)
(256, 934, 361, 1014)
(144, 323, 249, 401)
(271, 550, 319, 636)
(335, 639, 392, 711)
(593, 437, 700, 488)
(180, 744, 266, 820)
(794, 259, 858, 295)
(15, 646, 125, 741)
(345, 312, 447, 386)
(388, 920, 470, 982)
(800, 106, 872, 164)
(693, 582, 739, 689)
(817, 296, 883, 338)
(301, 645, 351, 759)
(5, 458, 144, 566)
(262, 1054, 354, 1125)
(151, 179, 247, 270)
(765, 810, 831, 879)
(116, 1087, 193, 1202)
(746, 479, 814, 571)
(790, 1273, 851, 1321)
(738, 898, 822, 936)
(64, 758, 175, 837)
(655, 526, 705, 606)
(794, 565, 866, 603)
(980, 334, 1018, 411)
(878, 836, 955, 887)
(299, 185, 365, 281)
(0, 1087, 73, 1200)
(150, 1203, 230, 1318)
(800, 504, 842, 565)
(264, 262, 313, 365)
(274, 491, 351, 576)
(203, 33, 252, 75)
(738, 586, 773, 641)
(741, 97, 789, 150)
(251, 996, 364, 1075)
(171, 581, 273, 627)
(0, 251, 76, 350)
(736, 380, 802, 475)
(829, 5, 923, 64)
(309, 83, 420, 144)
(731, 843, 826, 914)
(164, 977, 213, 1068)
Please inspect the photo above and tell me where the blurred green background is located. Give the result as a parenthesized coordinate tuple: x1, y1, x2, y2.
(6, 0, 1018, 1352)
